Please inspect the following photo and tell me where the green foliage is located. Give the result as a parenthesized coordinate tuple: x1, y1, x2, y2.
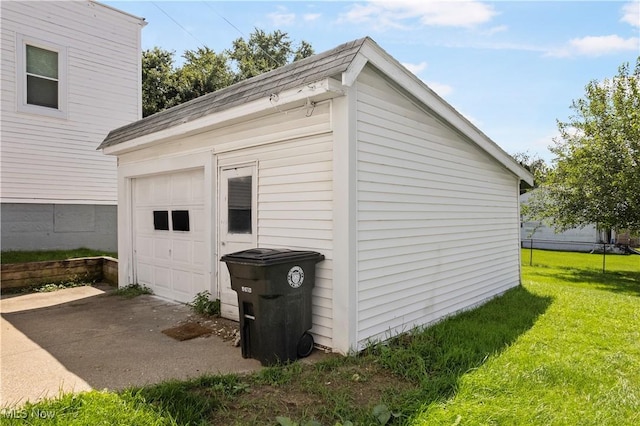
(174, 47, 233, 104)
(142, 47, 179, 117)
(141, 29, 314, 117)
(526, 57, 640, 233)
(511, 150, 549, 193)
(254, 361, 303, 386)
(229, 29, 314, 81)
(0, 391, 177, 425)
(8, 251, 638, 425)
(110, 283, 153, 298)
(275, 417, 322, 426)
(188, 291, 220, 316)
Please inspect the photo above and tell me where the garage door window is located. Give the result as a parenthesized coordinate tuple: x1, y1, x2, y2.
(172, 210, 190, 231)
(228, 176, 252, 234)
(153, 211, 169, 230)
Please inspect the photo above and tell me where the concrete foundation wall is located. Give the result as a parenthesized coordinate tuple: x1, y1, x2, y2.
(1, 204, 117, 251)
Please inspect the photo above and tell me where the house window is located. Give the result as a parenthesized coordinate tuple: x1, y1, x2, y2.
(26, 45, 59, 108)
(228, 176, 252, 234)
(17, 34, 67, 118)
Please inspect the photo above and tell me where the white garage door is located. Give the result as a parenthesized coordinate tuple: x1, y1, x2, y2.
(132, 169, 207, 303)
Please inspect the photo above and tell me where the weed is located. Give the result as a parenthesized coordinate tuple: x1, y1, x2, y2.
(111, 284, 153, 298)
(254, 362, 303, 386)
(189, 291, 220, 316)
(7, 250, 639, 425)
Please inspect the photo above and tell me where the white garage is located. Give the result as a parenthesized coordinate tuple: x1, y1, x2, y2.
(99, 37, 532, 354)
(132, 169, 207, 303)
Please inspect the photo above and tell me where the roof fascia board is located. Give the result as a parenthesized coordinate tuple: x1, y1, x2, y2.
(103, 79, 335, 155)
(353, 40, 533, 185)
(92, 0, 147, 26)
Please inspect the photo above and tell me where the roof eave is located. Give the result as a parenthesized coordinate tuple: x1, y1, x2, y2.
(102, 78, 342, 156)
(353, 39, 534, 185)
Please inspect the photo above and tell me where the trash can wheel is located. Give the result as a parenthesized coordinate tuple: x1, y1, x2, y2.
(297, 332, 314, 358)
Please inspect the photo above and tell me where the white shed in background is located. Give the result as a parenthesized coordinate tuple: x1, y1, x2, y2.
(99, 38, 533, 354)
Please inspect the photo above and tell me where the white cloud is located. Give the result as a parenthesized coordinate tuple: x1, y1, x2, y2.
(267, 7, 296, 27)
(401, 61, 428, 74)
(303, 13, 321, 22)
(400, 61, 453, 96)
(621, 1, 640, 27)
(548, 35, 640, 57)
(339, 0, 497, 30)
(483, 25, 508, 36)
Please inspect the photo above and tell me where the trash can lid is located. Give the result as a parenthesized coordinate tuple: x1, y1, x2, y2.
(220, 248, 324, 266)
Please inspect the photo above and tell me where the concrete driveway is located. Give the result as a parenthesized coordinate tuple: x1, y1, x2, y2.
(0, 285, 261, 407)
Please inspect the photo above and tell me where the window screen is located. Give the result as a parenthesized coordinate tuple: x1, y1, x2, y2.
(26, 45, 58, 108)
(172, 210, 190, 232)
(153, 211, 169, 231)
(228, 176, 252, 234)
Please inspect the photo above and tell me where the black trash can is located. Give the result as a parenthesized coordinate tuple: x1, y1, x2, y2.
(220, 248, 324, 366)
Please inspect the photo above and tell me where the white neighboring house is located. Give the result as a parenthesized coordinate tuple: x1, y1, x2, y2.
(0, 1, 145, 251)
(520, 190, 604, 252)
(99, 38, 533, 354)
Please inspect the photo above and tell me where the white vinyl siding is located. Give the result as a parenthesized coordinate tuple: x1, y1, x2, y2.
(0, 1, 142, 204)
(217, 134, 334, 348)
(116, 103, 334, 348)
(355, 66, 520, 346)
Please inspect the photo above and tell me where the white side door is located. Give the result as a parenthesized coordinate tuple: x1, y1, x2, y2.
(218, 165, 257, 320)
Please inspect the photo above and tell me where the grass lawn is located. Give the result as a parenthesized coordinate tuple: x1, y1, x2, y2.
(1, 248, 117, 264)
(1, 250, 638, 425)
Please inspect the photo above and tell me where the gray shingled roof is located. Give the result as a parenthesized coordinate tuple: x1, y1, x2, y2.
(98, 37, 369, 150)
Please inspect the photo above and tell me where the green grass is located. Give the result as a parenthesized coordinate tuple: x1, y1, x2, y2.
(1, 248, 117, 264)
(413, 250, 639, 425)
(2, 250, 638, 425)
(110, 284, 153, 299)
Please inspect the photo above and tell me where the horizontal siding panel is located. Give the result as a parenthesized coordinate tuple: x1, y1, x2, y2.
(357, 275, 518, 341)
(259, 219, 333, 230)
(359, 252, 519, 304)
(218, 131, 334, 345)
(260, 181, 332, 194)
(1, 1, 140, 203)
(358, 240, 517, 281)
(260, 191, 332, 203)
(355, 65, 520, 347)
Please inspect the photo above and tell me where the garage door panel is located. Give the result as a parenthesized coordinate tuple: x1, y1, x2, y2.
(193, 241, 206, 266)
(153, 239, 171, 261)
(133, 169, 207, 303)
(171, 240, 191, 263)
(136, 236, 153, 257)
(137, 263, 152, 285)
(153, 267, 171, 289)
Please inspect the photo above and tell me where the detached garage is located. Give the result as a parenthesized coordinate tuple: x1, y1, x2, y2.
(99, 37, 532, 354)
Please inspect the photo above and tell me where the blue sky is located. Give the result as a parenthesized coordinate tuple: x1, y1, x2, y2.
(105, 1, 640, 162)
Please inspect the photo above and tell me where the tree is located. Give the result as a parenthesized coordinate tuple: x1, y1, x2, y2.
(525, 57, 640, 233)
(142, 47, 178, 117)
(174, 47, 233, 105)
(228, 29, 314, 81)
(141, 30, 315, 116)
(511, 151, 549, 194)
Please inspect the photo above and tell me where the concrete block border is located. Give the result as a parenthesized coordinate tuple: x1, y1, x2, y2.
(1, 257, 118, 292)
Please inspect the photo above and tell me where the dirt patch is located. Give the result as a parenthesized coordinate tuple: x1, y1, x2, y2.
(207, 357, 419, 425)
(162, 322, 214, 341)
(199, 316, 240, 343)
